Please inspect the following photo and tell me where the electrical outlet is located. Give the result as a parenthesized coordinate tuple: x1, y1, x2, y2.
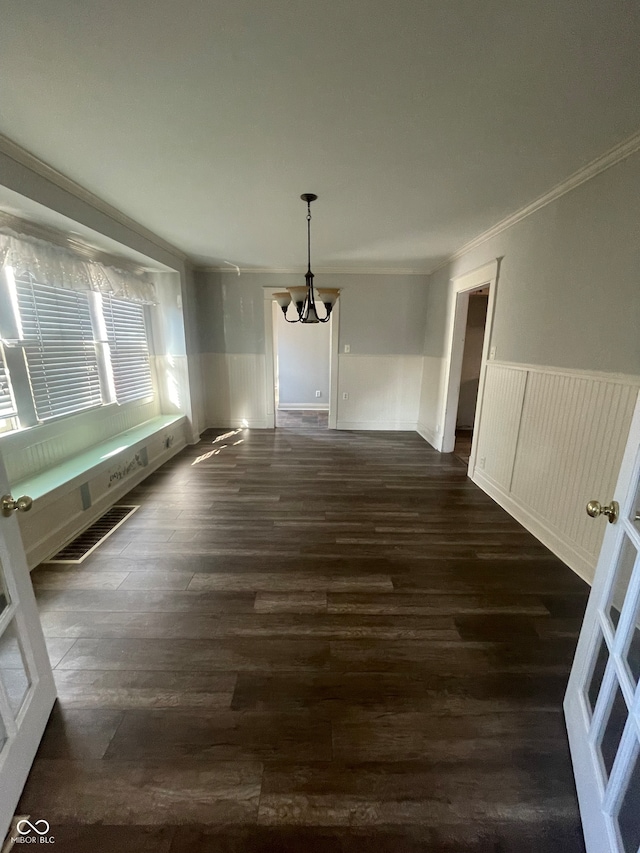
(479, 456, 486, 469)
(344, 344, 351, 353)
(489, 346, 496, 360)
(315, 390, 322, 398)
(342, 392, 349, 400)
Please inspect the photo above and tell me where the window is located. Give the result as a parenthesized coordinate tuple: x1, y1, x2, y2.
(15, 278, 103, 421)
(101, 295, 153, 405)
(0, 269, 155, 432)
(0, 347, 18, 434)
(0, 348, 17, 420)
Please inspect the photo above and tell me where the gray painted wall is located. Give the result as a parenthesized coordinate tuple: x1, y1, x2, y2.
(424, 151, 640, 374)
(195, 271, 430, 356)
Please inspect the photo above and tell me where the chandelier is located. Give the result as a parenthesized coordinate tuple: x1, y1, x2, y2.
(273, 194, 339, 323)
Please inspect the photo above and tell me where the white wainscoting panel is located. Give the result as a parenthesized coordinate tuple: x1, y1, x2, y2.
(336, 355, 423, 430)
(511, 370, 639, 565)
(417, 355, 444, 447)
(474, 364, 527, 488)
(472, 362, 640, 582)
(202, 353, 268, 429)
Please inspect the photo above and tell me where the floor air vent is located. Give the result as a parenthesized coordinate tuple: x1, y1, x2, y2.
(46, 505, 139, 564)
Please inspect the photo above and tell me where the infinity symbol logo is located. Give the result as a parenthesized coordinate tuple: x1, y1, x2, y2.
(16, 819, 50, 836)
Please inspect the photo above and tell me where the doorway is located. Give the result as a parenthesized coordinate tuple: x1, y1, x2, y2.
(439, 259, 500, 472)
(272, 301, 330, 428)
(263, 288, 340, 430)
(454, 289, 489, 464)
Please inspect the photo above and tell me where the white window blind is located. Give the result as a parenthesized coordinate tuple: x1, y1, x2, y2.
(15, 278, 103, 421)
(0, 349, 17, 419)
(102, 295, 153, 404)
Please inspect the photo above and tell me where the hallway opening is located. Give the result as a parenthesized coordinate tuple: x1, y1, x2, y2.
(272, 300, 331, 429)
(454, 289, 489, 465)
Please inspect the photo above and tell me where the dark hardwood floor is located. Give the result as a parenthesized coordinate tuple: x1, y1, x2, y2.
(21, 428, 589, 852)
(454, 429, 473, 466)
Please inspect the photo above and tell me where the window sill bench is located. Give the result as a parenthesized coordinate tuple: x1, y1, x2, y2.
(11, 414, 187, 568)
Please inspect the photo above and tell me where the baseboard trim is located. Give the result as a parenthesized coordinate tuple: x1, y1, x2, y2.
(277, 405, 330, 412)
(471, 469, 595, 584)
(416, 421, 438, 448)
(336, 420, 418, 431)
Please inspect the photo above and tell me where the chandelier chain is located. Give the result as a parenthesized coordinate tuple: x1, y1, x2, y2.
(307, 200, 312, 274)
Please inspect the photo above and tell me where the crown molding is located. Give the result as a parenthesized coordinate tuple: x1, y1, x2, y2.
(0, 133, 188, 263)
(430, 128, 640, 274)
(196, 265, 430, 275)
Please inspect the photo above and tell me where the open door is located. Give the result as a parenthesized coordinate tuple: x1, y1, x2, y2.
(565, 391, 640, 852)
(0, 447, 56, 841)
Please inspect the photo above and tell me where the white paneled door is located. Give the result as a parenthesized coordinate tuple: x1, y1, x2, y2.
(565, 392, 640, 852)
(0, 447, 55, 841)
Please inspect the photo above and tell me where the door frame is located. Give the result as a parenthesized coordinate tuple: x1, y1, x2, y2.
(263, 287, 340, 429)
(439, 258, 501, 472)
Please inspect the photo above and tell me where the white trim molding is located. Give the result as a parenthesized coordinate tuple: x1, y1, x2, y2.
(439, 259, 500, 455)
(278, 404, 329, 412)
(417, 421, 438, 447)
(202, 266, 431, 275)
(0, 133, 188, 263)
(432, 128, 640, 273)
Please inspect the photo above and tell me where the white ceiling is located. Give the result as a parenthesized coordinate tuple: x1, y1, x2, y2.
(1, 0, 639, 271)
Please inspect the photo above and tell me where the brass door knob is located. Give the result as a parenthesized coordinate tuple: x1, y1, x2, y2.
(586, 499, 619, 524)
(1, 494, 33, 517)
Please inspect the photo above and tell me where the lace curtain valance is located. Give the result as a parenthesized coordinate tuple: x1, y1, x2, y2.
(0, 231, 157, 304)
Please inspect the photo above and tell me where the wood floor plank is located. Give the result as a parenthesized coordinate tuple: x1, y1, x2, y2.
(254, 591, 328, 613)
(327, 592, 549, 616)
(31, 569, 130, 590)
(56, 637, 331, 672)
(188, 572, 394, 593)
(332, 709, 569, 762)
(104, 710, 333, 761)
(53, 670, 237, 710)
(18, 759, 263, 824)
(39, 610, 221, 639)
(258, 757, 578, 826)
(215, 614, 459, 641)
(36, 588, 257, 613)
